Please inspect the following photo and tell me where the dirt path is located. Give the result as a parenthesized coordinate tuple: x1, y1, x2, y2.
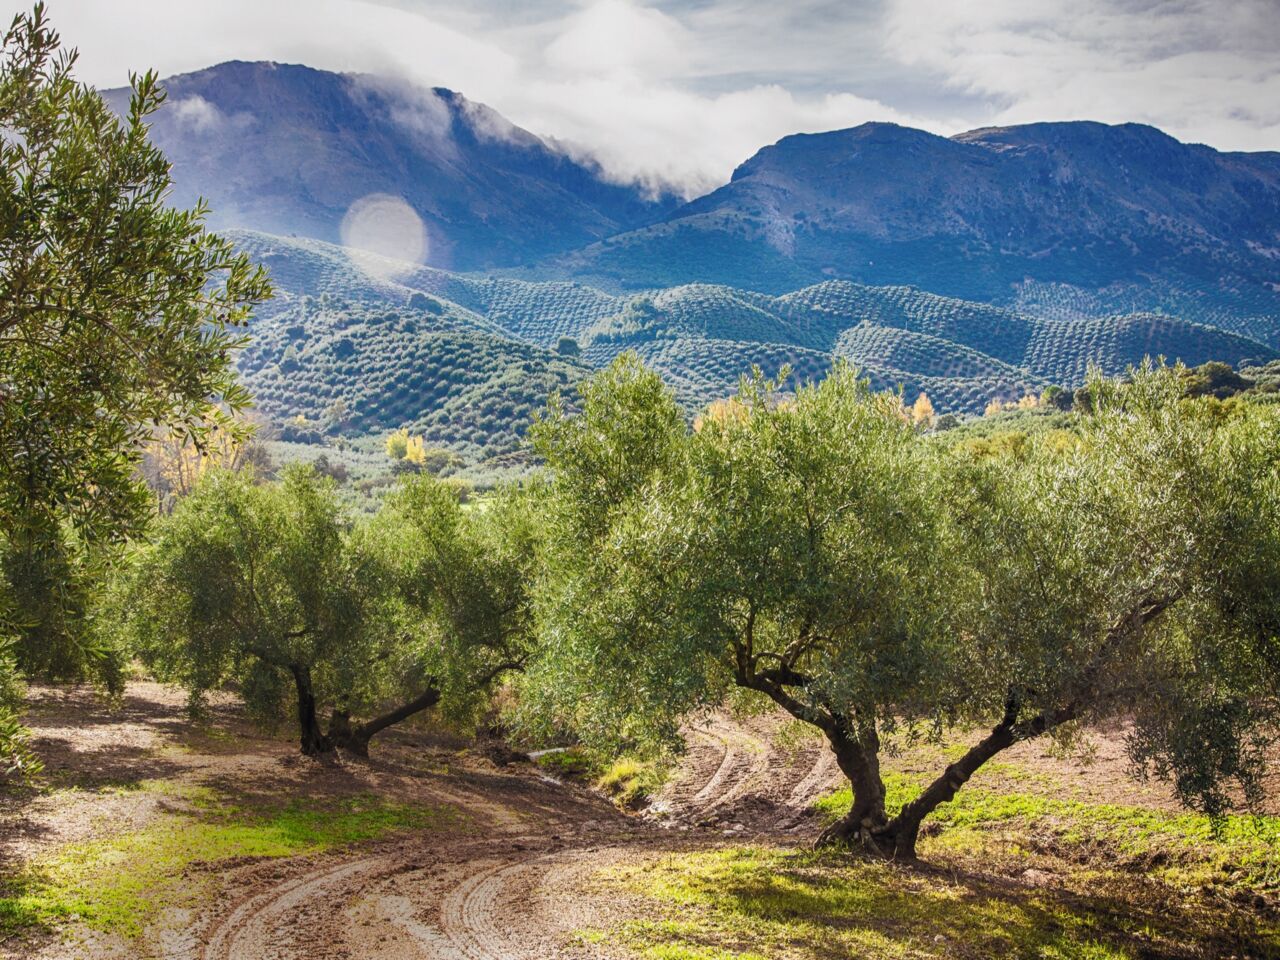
(4, 682, 1244, 960)
(196, 822, 656, 960)
(651, 713, 842, 834)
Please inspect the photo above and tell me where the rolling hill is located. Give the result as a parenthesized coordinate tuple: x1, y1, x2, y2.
(232, 231, 1276, 462)
(110, 63, 1280, 451)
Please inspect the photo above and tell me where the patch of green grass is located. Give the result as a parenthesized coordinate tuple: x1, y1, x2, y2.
(597, 758, 663, 809)
(0, 790, 456, 939)
(814, 773, 1280, 891)
(534, 746, 597, 780)
(592, 847, 1147, 960)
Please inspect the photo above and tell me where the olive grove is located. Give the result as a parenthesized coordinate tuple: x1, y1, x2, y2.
(522, 355, 1280, 857)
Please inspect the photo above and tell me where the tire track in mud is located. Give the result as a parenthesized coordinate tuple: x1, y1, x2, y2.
(657, 715, 839, 828)
(196, 768, 611, 960)
(349, 845, 628, 960)
(658, 719, 772, 820)
(688, 731, 740, 808)
(441, 855, 552, 959)
(202, 856, 385, 960)
(786, 745, 837, 811)
(195, 712, 839, 960)
(695, 729, 768, 816)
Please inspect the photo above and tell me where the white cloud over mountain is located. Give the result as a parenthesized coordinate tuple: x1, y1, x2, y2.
(19, 0, 1280, 195)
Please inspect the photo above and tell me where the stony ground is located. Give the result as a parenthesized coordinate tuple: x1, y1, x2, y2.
(1, 683, 1276, 960)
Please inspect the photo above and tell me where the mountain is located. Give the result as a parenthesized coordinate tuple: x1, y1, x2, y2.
(554, 121, 1280, 337)
(231, 231, 1276, 453)
(102, 61, 675, 271)
(117, 65, 1280, 343)
(103, 64, 1280, 461)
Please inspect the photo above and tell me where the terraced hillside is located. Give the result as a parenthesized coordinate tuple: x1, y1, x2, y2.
(238, 296, 589, 460)
(234, 231, 1278, 459)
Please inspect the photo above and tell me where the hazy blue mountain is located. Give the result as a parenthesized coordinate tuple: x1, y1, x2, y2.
(102, 61, 676, 271)
(114, 64, 1280, 344)
(555, 121, 1280, 339)
(107, 63, 1280, 452)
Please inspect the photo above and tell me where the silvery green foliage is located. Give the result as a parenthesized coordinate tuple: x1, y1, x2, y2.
(0, 6, 269, 772)
(522, 354, 962, 755)
(970, 362, 1280, 814)
(524, 353, 1280, 848)
(123, 464, 541, 753)
(122, 466, 399, 747)
(363, 474, 541, 725)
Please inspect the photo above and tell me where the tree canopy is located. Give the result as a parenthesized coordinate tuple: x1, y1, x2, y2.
(522, 353, 1280, 857)
(125, 466, 542, 757)
(123, 467, 392, 754)
(0, 5, 269, 772)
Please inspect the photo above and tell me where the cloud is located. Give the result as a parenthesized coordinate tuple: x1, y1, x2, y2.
(46, 0, 519, 98)
(544, 0, 691, 77)
(510, 78, 938, 197)
(171, 95, 224, 133)
(17, 0, 1280, 198)
(37, 0, 930, 196)
(882, 0, 1280, 151)
(170, 94, 255, 134)
(347, 75, 460, 159)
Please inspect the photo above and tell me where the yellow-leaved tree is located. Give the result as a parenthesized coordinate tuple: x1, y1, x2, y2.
(386, 427, 411, 460)
(911, 392, 936, 428)
(405, 435, 428, 466)
(141, 409, 262, 513)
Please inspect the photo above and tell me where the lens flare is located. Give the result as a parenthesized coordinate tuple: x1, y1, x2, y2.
(339, 193, 428, 281)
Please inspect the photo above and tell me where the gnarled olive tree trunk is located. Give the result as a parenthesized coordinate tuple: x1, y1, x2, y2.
(816, 694, 1087, 860)
(328, 686, 442, 756)
(324, 658, 525, 757)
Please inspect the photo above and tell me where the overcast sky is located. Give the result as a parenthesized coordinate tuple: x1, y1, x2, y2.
(17, 0, 1280, 195)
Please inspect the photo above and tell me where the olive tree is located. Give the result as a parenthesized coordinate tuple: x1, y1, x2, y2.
(517, 354, 703, 752)
(123, 467, 392, 755)
(125, 467, 541, 757)
(0, 3, 269, 765)
(331, 475, 541, 755)
(527, 355, 1280, 859)
(524, 356, 968, 791)
(930, 366, 1280, 835)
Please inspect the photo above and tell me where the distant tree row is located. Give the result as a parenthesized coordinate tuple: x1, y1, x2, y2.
(87, 353, 1278, 859)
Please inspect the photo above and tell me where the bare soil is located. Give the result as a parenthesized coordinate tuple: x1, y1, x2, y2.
(0, 682, 1273, 959)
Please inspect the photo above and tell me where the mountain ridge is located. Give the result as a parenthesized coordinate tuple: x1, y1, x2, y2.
(564, 118, 1280, 324)
(103, 61, 677, 271)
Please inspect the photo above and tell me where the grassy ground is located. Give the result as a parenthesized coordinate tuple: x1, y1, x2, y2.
(815, 773, 1280, 890)
(536, 748, 664, 810)
(0, 780, 456, 938)
(577, 765, 1280, 959)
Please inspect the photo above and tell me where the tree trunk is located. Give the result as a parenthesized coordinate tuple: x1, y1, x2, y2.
(328, 708, 355, 747)
(815, 721, 891, 850)
(328, 686, 441, 757)
(290, 664, 333, 756)
(873, 713, 1020, 860)
(742, 671, 896, 852)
